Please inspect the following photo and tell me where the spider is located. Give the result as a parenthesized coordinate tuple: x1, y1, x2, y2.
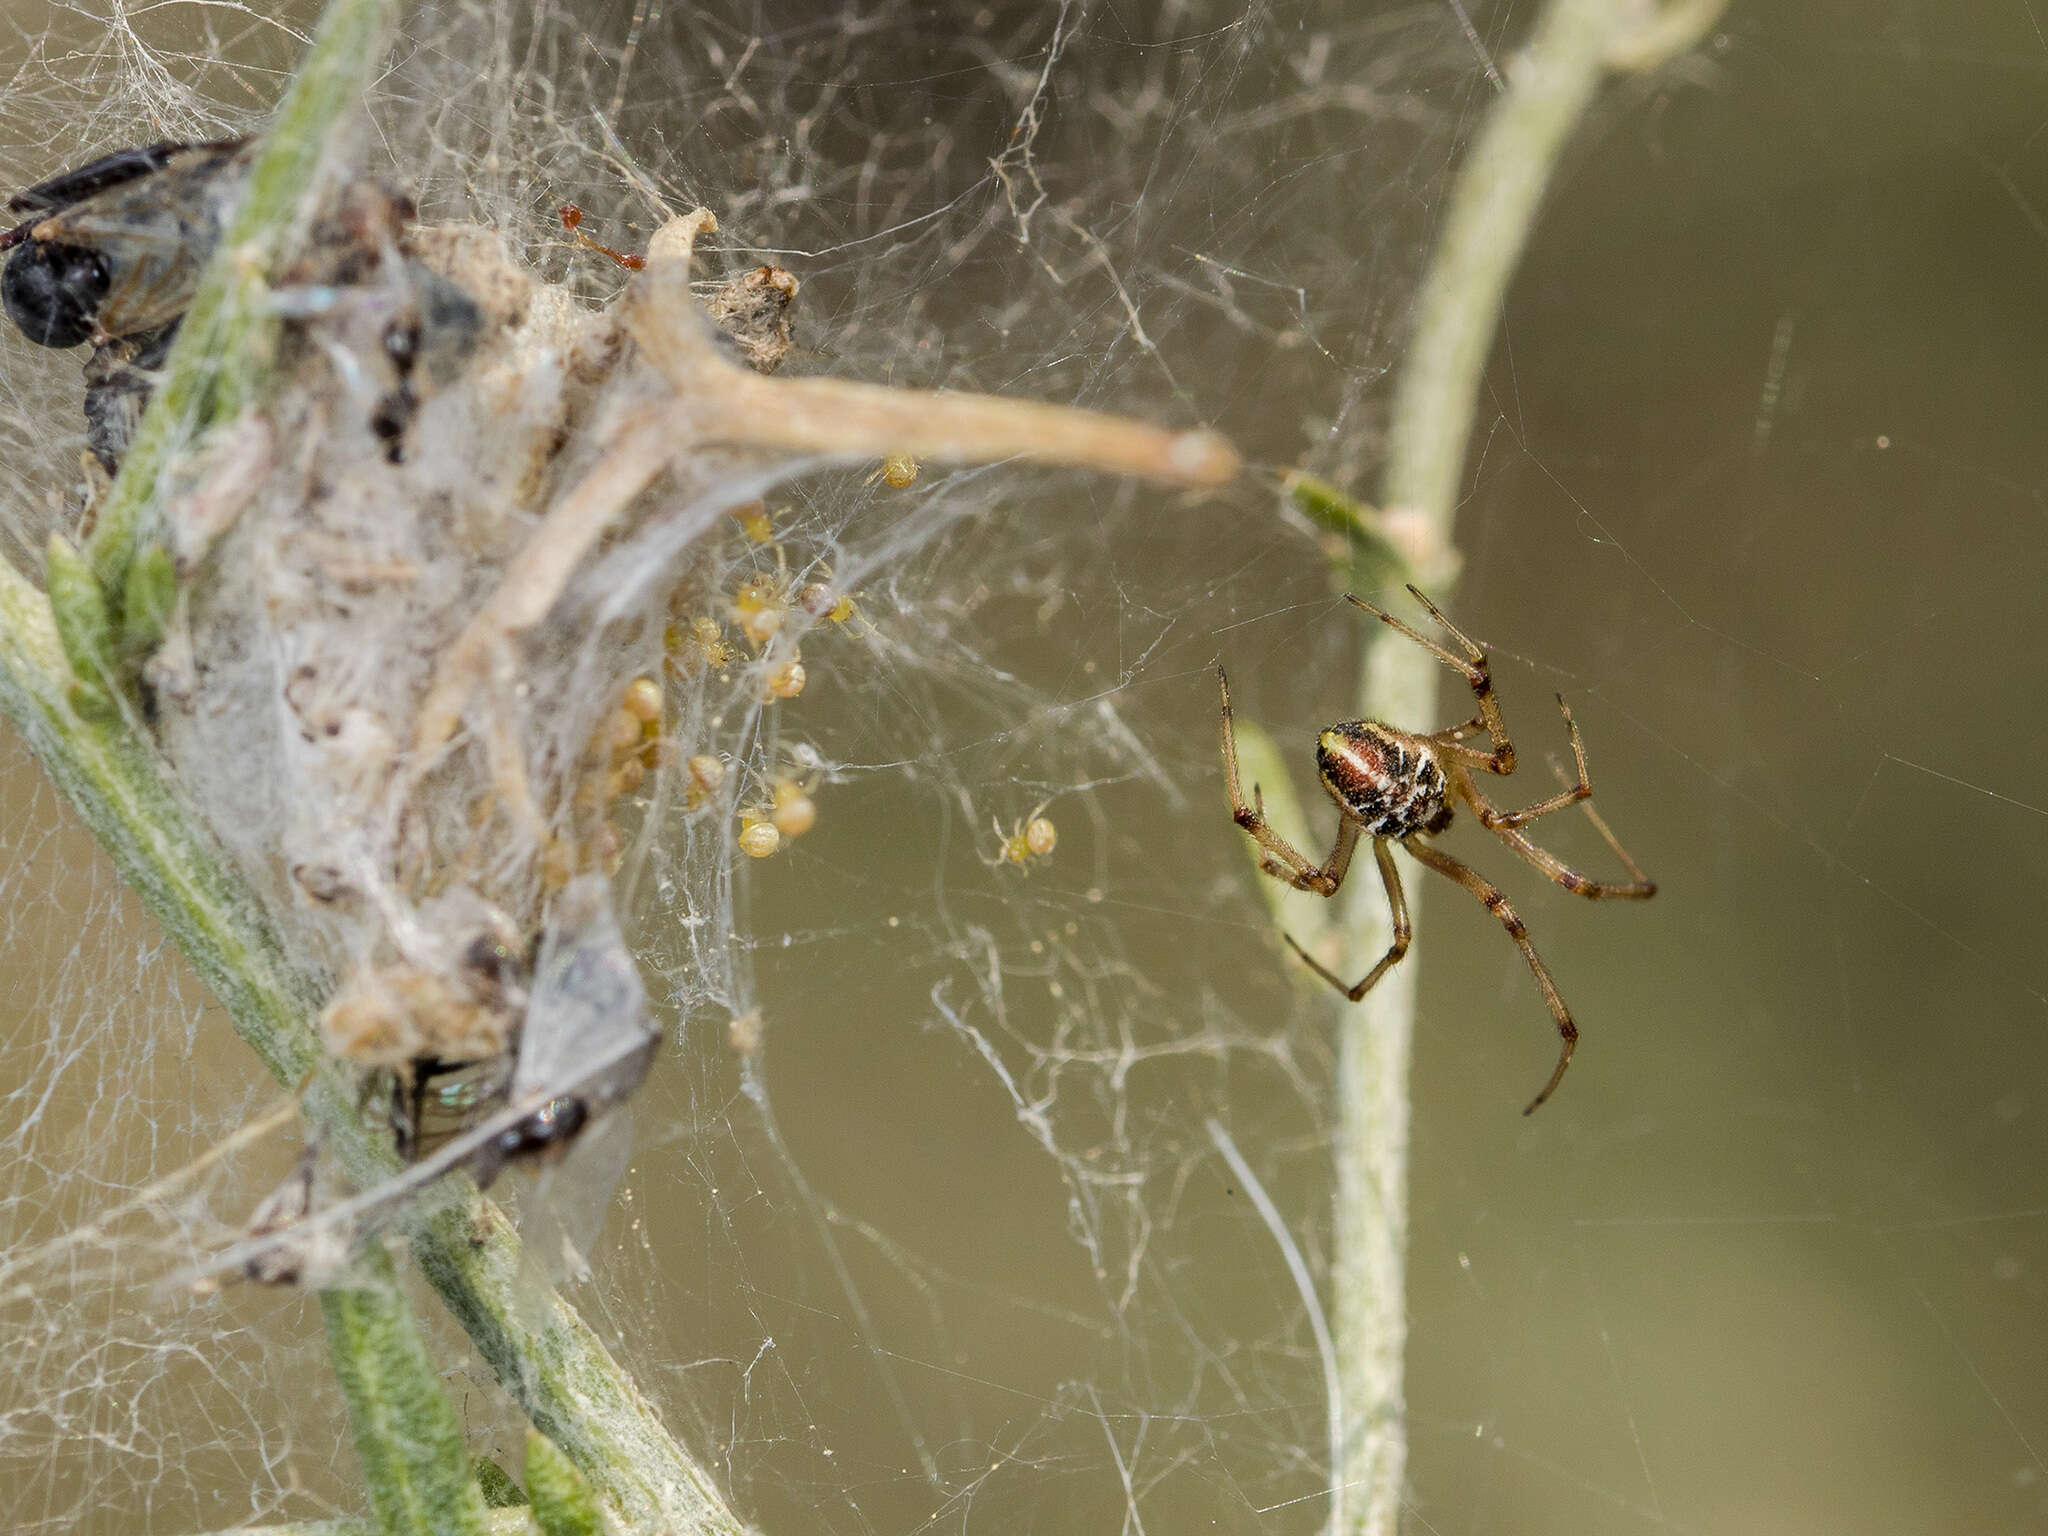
(1219, 586, 1655, 1114)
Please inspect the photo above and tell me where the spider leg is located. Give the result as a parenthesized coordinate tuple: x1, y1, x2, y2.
(1343, 591, 1477, 677)
(1451, 706, 1656, 898)
(1258, 835, 1356, 890)
(1400, 583, 1489, 659)
(1571, 797, 1657, 892)
(1346, 589, 1515, 774)
(1490, 817, 1656, 899)
(1283, 838, 1410, 1000)
(1218, 664, 1359, 896)
(1469, 694, 1592, 829)
(1402, 835, 1577, 1114)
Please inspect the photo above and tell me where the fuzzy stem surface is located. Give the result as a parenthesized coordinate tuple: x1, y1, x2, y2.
(1334, 2, 1689, 1529)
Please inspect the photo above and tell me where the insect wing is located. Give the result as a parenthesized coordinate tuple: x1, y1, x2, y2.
(19, 140, 251, 339)
(198, 881, 660, 1284)
(36, 199, 204, 340)
(519, 1107, 636, 1286)
(7, 139, 237, 215)
(512, 875, 660, 1111)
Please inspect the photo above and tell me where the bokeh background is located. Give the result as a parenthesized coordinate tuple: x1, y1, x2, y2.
(5, 2, 2048, 1532)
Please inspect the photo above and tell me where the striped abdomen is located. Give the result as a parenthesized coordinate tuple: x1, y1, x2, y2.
(1316, 721, 1452, 838)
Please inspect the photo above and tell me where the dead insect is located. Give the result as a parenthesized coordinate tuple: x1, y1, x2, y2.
(79, 325, 176, 477)
(463, 876, 656, 1186)
(481, 1093, 589, 1169)
(216, 881, 659, 1283)
(558, 202, 645, 271)
(388, 1052, 513, 1164)
(3, 138, 253, 471)
(3, 138, 250, 349)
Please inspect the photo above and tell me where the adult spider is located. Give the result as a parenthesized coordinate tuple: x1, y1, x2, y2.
(1219, 586, 1655, 1114)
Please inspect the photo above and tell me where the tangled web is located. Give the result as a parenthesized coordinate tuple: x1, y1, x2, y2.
(0, 1, 1494, 1531)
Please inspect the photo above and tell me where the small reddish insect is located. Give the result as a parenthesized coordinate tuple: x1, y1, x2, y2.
(1219, 586, 1655, 1113)
(558, 203, 645, 270)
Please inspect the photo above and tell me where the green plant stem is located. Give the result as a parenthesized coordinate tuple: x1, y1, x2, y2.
(410, 1197, 740, 1531)
(323, 1246, 493, 1536)
(0, 0, 747, 1529)
(1332, 2, 1715, 1530)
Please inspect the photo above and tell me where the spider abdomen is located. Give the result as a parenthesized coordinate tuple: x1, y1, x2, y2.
(1317, 721, 1451, 838)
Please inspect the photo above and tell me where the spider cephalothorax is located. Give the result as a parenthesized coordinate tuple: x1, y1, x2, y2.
(1220, 586, 1655, 1113)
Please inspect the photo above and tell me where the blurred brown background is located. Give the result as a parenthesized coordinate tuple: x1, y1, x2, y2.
(6, 3, 2048, 1532)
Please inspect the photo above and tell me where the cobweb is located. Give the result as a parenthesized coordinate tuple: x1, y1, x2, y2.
(5, 2, 2047, 1534)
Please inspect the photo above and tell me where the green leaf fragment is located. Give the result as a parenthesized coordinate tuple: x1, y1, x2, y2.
(474, 1457, 528, 1508)
(523, 1429, 609, 1536)
(1284, 472, 1417, 596)
(120, 543, 179, 659)
(44, 533, 118, 717)
(321, 1246, 492, 1536)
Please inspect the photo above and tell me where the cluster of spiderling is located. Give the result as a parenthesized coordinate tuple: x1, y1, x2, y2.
(660, 503, 866, 859)
(686, 502, 863, 695)
(737, 769, 820, 860)
(543, 673, 671, 891)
